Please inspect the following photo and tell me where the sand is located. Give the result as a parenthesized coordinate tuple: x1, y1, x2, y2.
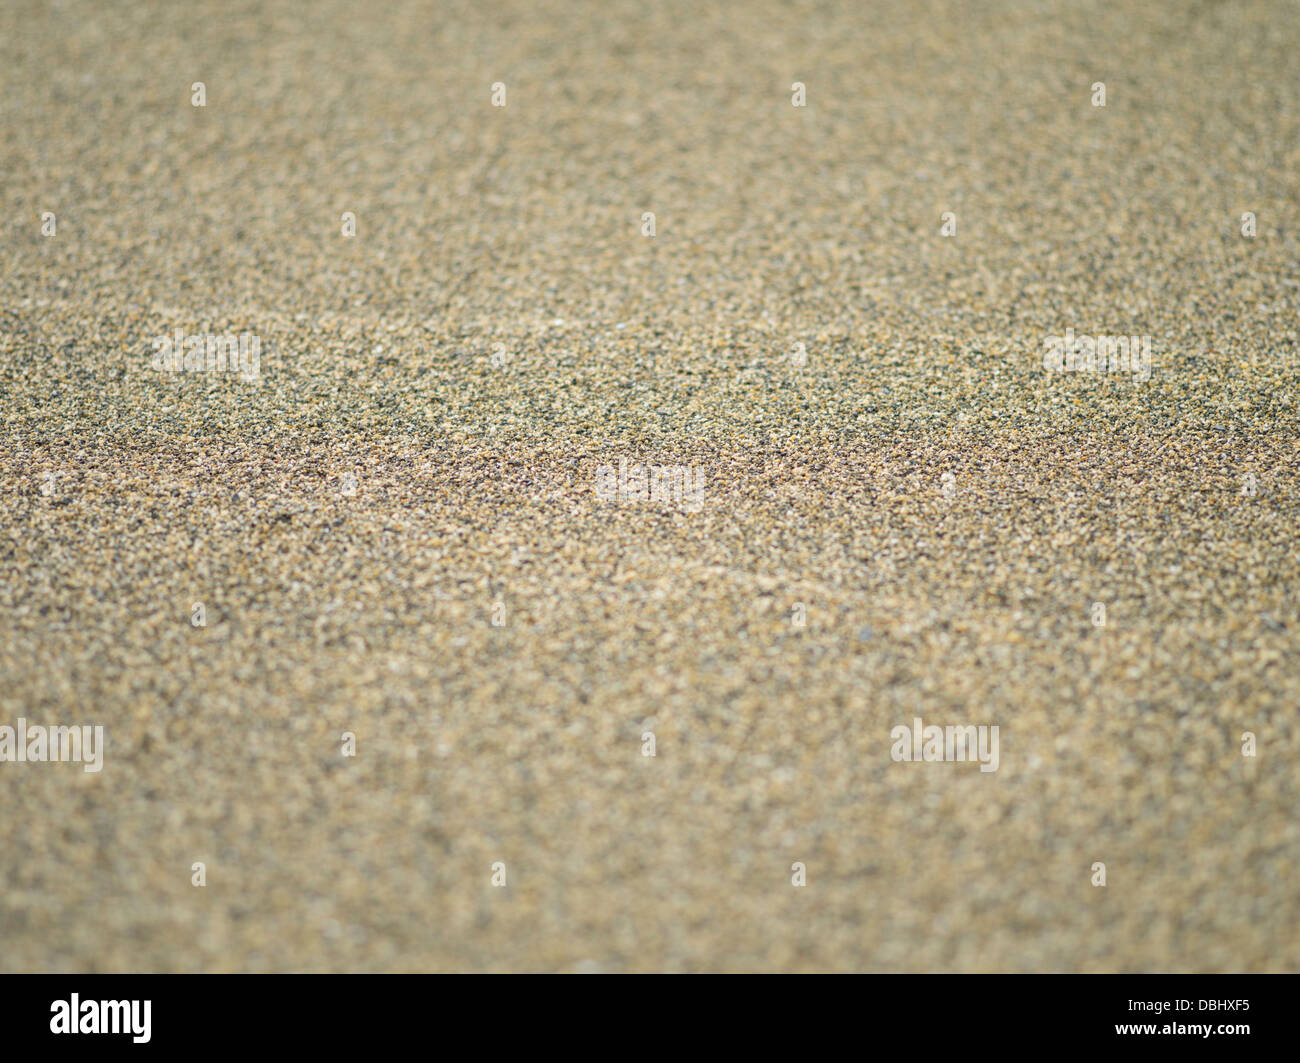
(1, 0, 1297, 971)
